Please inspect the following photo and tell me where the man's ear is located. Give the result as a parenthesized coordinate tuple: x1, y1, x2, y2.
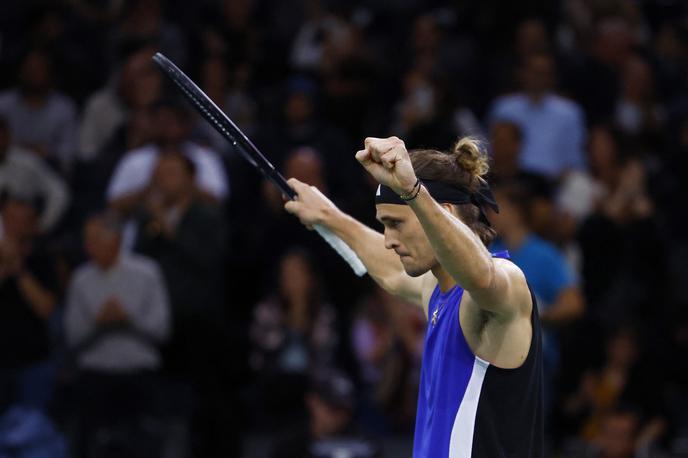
(439, 202, 460, 218)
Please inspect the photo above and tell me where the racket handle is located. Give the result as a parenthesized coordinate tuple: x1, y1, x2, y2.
(314, 224, 367, 277)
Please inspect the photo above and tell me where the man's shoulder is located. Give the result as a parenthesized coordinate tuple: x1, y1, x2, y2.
(0, 89, 18, 105)
(545, 95, 584, 118)
(491, 93, 529, 113)
(46, 91, 77, 115)
(117, 144, 158, 166)
(71, 262, 99, 286)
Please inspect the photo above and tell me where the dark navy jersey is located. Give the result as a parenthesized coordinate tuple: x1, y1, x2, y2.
(413, 251, 544, 457)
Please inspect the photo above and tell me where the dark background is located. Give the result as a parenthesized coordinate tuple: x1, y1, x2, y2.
(0, 0, 687, 457)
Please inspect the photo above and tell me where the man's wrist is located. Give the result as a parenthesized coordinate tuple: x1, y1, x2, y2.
(399, 179, 422, 201)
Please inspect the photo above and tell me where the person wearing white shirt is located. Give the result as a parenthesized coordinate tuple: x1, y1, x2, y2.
(65, 213, 170, 372)
(0, 117, 70, 232)
(489, 53, 586, 179)
(106, 99, 229, 216)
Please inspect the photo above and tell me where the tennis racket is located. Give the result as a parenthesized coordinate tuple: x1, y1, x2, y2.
(152, 52, 367, 276)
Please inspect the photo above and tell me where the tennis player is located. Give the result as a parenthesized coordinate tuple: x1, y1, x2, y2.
(285, 136, 543, 457)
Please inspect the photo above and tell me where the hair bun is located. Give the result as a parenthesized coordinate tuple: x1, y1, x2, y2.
(452, 137, 489, 179)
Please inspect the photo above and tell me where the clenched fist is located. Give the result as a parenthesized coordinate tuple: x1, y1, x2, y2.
(355, 137, 417, 196)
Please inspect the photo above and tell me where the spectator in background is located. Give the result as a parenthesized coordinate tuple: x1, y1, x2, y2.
(562, 17, 636, 125)
(289, 2, 349, 73)
(615, 55, 663, 139)
(249, 248, 338, 428)
(270, 369, 380, 458)
(489, 17, 551, 98)
(107, 98, 229, 217)
(64, 211, 170, 457)
(0, 195, 57, 412)
(592, 408, 642, 458)
(132, 152, 234, 457)
(488, 121, 563, 242)
(577, 126, 661, 329)
(562, 327, 666, 455)
(489, 120, 524, 180)
(195, 56, 257, 155)
(0, 50, 77, 173)
(488, 121, 553, 185)
(109, 0, 187, 70)
(200, 0, 259, 67)
(352, 287, 424, 434)
(489, 52, 586, 179)
(259, 76, 355, 200)
(65, 212, 169, 372)
(133, 152, 226, 364)
(489, 179, 584, 421)
(0, 116, 69, 233)
(72, 107, 157, 220)
(77, 44, 161, 161)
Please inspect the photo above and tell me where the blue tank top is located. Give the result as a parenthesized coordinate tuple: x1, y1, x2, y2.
(413, 251, 543, 457)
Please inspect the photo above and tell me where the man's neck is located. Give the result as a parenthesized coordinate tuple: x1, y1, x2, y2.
(526, 90, 548, 105)
(21, 89, 49, 108)
(96, 256, 120, 272)
(432, 264, 457, 293)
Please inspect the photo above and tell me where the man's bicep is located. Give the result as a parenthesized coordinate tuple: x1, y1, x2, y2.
(470, 259, 531, 318)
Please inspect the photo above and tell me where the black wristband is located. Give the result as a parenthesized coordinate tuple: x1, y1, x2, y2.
(400, 179, 422, 201)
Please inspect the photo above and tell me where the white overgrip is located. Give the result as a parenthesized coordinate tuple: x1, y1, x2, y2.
(314, 224, 367, 276)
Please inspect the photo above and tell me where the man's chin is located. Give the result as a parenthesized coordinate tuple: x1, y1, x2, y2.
(401, 259, 427, 277)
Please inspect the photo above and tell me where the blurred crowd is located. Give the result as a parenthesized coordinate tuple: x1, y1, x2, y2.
(0, 0, 687, 457)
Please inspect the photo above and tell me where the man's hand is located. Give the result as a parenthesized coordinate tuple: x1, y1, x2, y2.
(284, 178, 340, 230)
(355, 137, 417, 195)
(95, 297, 129, 325)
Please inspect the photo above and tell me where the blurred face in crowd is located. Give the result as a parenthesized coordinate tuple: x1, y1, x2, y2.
(154, 106, 191, 146)
(588, 126, 619, 179)
(153, 153, 195, 205)
(606, 328, 638, 369)
(283, 147, 328, 194)
(521, 54, 554, 98)
(285, 91, 314, 125)
(516, 19, 548, 57)
(84, 219, 121, 269)
(1, 200, 38, 245)
(376, 204, 439, 277)
(487, 188, 526, 237)
(19, 52, 53, 95)
(595, 18, 634, 68)
(622, 56, 654, 103)
(413, 15, 441, 55)
(279, 251, 314, 303)
(596, 412, 638, 458)
(490, 122, 522, 176)
(119, 48, 161, 109)
(201, 56, 229, 92)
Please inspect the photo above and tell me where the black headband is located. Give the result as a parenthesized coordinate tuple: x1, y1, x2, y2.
(375, 179, 499, 225)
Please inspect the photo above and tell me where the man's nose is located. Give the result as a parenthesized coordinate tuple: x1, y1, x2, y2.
(384, 230, 399, 250)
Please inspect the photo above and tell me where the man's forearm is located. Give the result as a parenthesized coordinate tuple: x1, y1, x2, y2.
(407, 185, 493, 291)
(324, 209, 422, 302)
